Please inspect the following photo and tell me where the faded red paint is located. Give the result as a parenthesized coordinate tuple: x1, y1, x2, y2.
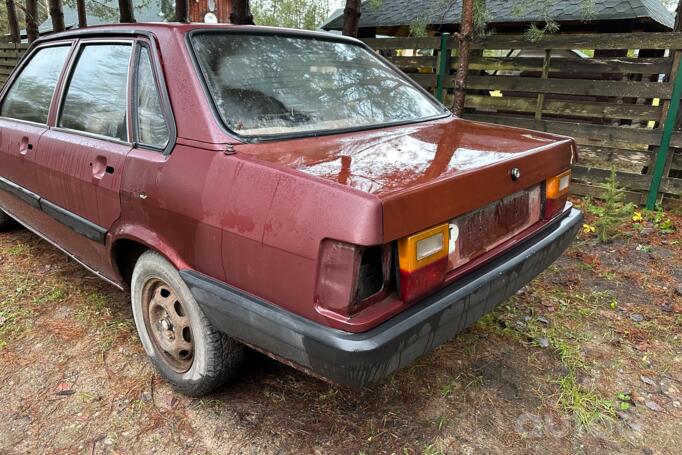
(0, 24, 577, 334)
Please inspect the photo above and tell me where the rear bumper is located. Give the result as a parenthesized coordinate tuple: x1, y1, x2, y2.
(181, 207, 582, 388)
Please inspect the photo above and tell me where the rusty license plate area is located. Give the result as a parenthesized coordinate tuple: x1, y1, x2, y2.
(448, 186, 542, 270)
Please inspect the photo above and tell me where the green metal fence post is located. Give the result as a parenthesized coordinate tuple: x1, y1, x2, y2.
(646, 56, 682, 210)
(436, 33, 450, 102)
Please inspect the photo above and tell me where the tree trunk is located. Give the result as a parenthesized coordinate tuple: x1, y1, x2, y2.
(77, 0, 87, 27)
(49, 0, 65, 33)
(5, 0, 20, 42)
(25, 0, 39, 42)
(118, 0, 136, 23)
(676, 2, 681, 32)
(175, 0, 189, 23)
(342, 0, 361, 38)
(451, 0, 474, 116)
(229, 0, 254, 25)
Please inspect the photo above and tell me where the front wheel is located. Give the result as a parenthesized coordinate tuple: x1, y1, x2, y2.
(131, 251, 244, 396)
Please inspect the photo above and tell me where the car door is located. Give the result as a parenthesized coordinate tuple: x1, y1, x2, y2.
(34, 40, 134, 240)
(0, 43, 72, 207)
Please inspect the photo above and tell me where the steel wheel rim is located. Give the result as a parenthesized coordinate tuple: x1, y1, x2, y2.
(141, 278, 194, 373)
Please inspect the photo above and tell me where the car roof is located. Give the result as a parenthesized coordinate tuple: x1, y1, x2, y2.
(34, 22, 360, 45)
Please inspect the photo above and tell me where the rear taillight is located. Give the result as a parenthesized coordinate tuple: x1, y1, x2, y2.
(316, 240, 361, 316)
(544, 169, 571, 219)
(397, 223, 450, 303)
(316, 241, 391, 317)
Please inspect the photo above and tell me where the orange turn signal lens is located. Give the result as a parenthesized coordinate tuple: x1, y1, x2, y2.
(397, 223, 449, 272)
(546, 170, 571, 200)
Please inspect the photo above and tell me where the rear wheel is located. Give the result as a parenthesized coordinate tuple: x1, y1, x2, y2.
(131, 251, 244, 396)
(0, 210, 19, 232)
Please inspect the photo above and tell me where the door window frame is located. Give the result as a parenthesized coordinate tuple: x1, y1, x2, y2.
(0, 40, 76, 128)
(130, 40, 175, 155)
(54, 38, 135, 145)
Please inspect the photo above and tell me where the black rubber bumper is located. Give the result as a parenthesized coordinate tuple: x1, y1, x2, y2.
(181, 207, 582, 388)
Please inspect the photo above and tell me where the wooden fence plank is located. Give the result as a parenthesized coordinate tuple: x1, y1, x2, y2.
(462, 113, 682, 148)
(363, 37, 439, 50)
(573, 167, 677, 196)
(408, 73, 438, 87)
(662, 196, 682, 209)
(571, 182, 646, 204)
(457, 56, 673, 75)
(386, 55, 437, 70)
(461, 76, 673, 99)
(661, 177, 682, 195)
(578, 144, 652, 160)
(0, 50, 19, 59)
(549, 57, 673, 75)
(466, 33, 682, 50)
(0, 43, 28, 50)
(572, 165, 651, 191)
(672, 153, 682, 170)
(464, 95, 663, 122)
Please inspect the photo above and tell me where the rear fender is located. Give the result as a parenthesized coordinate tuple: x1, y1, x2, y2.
(107, 222, 190, 278)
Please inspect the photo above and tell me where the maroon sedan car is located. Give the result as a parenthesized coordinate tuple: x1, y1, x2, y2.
(0, 24, 581, 396)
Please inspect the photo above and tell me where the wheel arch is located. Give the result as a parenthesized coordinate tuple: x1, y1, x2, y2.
(108, 226, 190, 287)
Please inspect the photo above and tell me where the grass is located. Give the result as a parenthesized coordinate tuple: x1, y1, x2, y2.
(0, 305, 34, 350)
(0, 271, 38, 350)
(422, 439, 446, 455)
(4, 243, 29, 256)
(474, 280, 618, 429)
(72, 291, 135, 352)
(557, 374, 614, 428)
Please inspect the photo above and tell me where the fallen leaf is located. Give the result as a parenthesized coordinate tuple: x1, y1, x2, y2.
(55, 383, 75, 396)
(640, 375, 656, 386)
(645, 400, 663, 412)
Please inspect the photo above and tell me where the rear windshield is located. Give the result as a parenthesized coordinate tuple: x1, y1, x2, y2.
(189, 32, 446, 137)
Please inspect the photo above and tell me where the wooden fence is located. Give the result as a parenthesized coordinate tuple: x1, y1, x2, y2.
(364, 32, 682, 208)
(0, 43, 28, 87)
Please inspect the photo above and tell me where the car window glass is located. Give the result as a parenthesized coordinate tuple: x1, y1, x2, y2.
(0, 45, 71, 124)
(136, 47, 169, 147)
(59, 43, 132, 141)
(190, 33, 444, 137)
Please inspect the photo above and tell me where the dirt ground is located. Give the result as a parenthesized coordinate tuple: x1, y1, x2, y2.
(1, 198, 681, 455)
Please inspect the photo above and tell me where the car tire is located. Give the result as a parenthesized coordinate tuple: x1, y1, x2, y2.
(0, 209, 18, 232)
(131, 251, 244, 396)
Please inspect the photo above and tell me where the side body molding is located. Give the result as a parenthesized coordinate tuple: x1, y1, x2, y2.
(0, 175, 107, 243)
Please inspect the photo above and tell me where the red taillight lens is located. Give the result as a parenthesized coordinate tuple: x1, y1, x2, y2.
(544, 170, 571, 219)
(399, 256, 448, 303)
(397, 224, 450, 303)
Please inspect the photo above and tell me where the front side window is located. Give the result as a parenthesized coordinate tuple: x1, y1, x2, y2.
(59, 43, 132, 141)
(136, 46, 169, 148)
(190, 32, 445, 137)
(0, 45, 71, 124)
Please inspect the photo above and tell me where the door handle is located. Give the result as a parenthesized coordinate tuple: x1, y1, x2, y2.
(90, 156, 111, 180)
(19, 137, 32, 156)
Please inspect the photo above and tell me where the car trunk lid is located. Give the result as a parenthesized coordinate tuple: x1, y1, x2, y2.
(236, 117, 576, 242)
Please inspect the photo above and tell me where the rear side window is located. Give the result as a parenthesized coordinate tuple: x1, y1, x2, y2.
(0, 45, 71, 124)
(135, 47, 169, 148)
(59, 43, 132, 141)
